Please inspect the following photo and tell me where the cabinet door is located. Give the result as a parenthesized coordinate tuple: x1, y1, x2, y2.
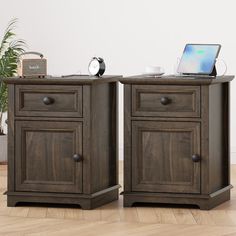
(132, 121, 200, 193)
(15, 121, 83, 193)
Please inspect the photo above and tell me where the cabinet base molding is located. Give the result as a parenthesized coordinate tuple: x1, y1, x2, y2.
(7, 185, 120, 210)
(123, 185, 232, 210)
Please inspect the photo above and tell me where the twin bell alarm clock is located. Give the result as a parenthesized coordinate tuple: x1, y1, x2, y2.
(88, 57, 106, 77)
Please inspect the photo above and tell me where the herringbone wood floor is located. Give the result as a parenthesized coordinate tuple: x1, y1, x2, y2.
(1, 162, 236, 236)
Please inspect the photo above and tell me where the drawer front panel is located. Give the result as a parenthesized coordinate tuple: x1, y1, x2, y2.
(132, 85, 200, 117)
(15, 85, 82, 117)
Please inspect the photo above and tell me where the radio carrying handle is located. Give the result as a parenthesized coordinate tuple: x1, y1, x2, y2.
(19, 52, 44, 59)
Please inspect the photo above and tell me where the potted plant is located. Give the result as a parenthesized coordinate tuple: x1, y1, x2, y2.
(0, 19, 25, 164)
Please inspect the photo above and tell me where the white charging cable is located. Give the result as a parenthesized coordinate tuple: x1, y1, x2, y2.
(173, 57, 227, 76)
(215, 58, 227, 76)
(173, 57, 181, 75)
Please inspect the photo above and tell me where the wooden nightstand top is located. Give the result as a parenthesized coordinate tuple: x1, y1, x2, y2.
(120, 75, 234, 85)
(3, 75, 121, 85)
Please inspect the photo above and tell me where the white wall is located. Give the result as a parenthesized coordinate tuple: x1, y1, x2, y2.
(1, 0, 236, 161)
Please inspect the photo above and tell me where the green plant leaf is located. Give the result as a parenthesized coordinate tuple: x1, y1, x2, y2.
(0, 18, 26, 133)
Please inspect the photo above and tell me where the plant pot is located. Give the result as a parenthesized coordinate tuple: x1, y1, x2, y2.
(1, 112, 7, 134)
(0, 135, 7, 164)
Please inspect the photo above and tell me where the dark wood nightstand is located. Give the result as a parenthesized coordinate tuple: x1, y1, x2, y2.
(4, 75, 121, 209)
(120, 75, 234, 210)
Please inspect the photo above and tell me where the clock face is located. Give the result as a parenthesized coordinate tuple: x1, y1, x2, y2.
(88, 59, 100, 75)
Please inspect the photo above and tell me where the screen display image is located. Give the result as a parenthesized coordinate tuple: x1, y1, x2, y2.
(177, 44, 221, 75)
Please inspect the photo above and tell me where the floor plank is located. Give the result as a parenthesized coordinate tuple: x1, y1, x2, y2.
(9, 206, 29, 217)
(64, 208, 83, 220)
(155, 208, 177, 224)
(136, 207, 159, 223)
(27, 207, 47, 218)
(82, 209, 101, 221)
(191, 209, 215, 225)
(209, 210, 236, 226)
(172, 208, 197, 225)
(46, 207, 65, 219)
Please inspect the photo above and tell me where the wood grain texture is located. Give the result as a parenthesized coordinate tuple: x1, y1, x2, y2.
(154, 208, 177, 224)
(123, 188, 231, 210)
(15, 121, 83, 193)
(208, 83, 229, 193)
(131, 121, 200, 193)
(172, 208, 197, 225)
(90, 82, 118, 193)
(5, 76, 119, 209)
(122, 76, 234, 209)
(27, 207, 47, 218)
(82, 85, 92, 195)
(124, 85, 132, 193)
(200, 85, 210, 195)
(3, 75, 121, 85)
(15, 85, 83, 117)
(132, 85, 200, 117)
(1, 164, 236, 236)
(7, 85, 15, 193)
(120, 75, 234, 85)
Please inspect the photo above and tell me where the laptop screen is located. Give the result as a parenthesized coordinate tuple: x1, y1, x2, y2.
(177, 44, 221, 75)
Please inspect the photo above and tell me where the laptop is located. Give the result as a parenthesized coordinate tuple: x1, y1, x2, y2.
(176, 44, 221, 77)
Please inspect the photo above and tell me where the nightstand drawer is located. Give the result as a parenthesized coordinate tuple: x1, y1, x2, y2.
(132, 85, 200, 117)
(15, 85, 82, 117)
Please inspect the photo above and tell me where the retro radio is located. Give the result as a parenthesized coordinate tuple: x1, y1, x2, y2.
(17, 52, 47, 78)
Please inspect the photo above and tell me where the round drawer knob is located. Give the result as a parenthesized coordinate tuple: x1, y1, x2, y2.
(160, 97, 170, 105)
(43, 97, 54, 105)
(192, 154, 201, 162)
(72, 154, 83, 162)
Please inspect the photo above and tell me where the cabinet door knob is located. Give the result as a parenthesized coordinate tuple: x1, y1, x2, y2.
(72, 154, 83, 162)
(160, 97, 170, 105)
(43, 97, 54, 105)
(192, 154, 201, 162)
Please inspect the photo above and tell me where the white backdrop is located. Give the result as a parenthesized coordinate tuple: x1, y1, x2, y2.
(1, 0, 236, 161)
